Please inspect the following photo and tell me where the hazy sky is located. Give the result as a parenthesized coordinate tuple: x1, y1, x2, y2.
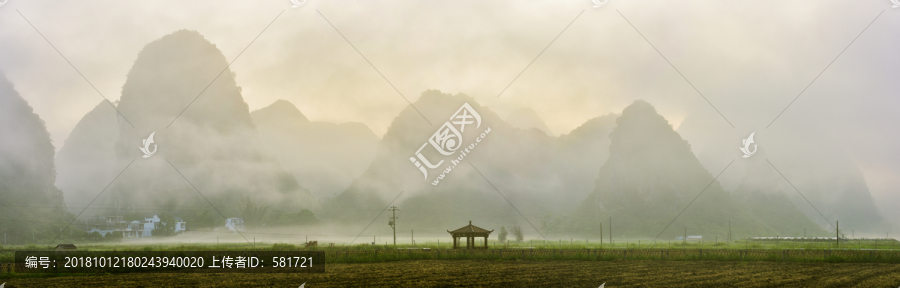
(1, 1, 898, 218)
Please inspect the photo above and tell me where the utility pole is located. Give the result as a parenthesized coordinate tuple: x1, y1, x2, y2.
(836, 221, 839, 248)
(684, 227, 687, 245)
(728, 221, 731, 244)
(609, 217, 612, 245)
(600, 223, 603, 248)
(388, 206, 399, 246)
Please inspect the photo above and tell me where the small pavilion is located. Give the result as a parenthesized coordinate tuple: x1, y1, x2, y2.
(447, 221, 493, 249)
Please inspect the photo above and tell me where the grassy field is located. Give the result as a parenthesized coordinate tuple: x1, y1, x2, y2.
(2, 259, 900, 287)
(3, 237, 898, 253)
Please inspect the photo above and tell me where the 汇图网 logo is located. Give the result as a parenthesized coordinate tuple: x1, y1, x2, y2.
(409, 103, 491, 185)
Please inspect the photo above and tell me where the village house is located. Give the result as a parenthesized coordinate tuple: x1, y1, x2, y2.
(225, 218, 244, 233)
(86, 215, 185, 238)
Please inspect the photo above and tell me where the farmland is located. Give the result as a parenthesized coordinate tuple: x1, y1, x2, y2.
(3, 238, 900, 264)
(4, 240, 900, 286)
(2, 260, 900, 287)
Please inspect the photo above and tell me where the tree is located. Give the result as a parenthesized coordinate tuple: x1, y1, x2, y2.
(498, 226, 508, 242)
(513, 225, 524, 242)
(240, 197, 270, 228)
(89, 231, 103, 241)
(156, 214, 176, 237)
(184, 210, 216, 229)
(105, 231, 123, 242)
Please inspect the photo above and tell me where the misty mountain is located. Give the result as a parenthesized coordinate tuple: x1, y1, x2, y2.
(322, 90, 614, 235)
(0, 71, 69, 242)
(250, 99, 379, 200)
(678, 115, 892, 235)
(732, 153, 829, 236)
(563, 100, 775, 238)
(766, 135, 891, 234)
(55, 100, 119, 211)
(56, 30, 317, 222)
(507, 108, 552, 135)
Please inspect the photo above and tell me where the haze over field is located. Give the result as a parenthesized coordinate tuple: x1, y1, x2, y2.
(0, 0, 898, 244)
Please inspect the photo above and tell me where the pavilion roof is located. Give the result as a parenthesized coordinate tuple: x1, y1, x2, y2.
(447, 221, 493, 234)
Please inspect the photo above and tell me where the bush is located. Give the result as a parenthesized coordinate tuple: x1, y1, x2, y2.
(513, 225, 524, 242)
(498, 226, 508, 242)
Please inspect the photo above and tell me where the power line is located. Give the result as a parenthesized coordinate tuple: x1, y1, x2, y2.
(767, 159, 837, 230)
(349, 191, 403, 245)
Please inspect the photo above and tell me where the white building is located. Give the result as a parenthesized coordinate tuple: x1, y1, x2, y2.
(142, 215, 161, 237)
(124, 220, 143, 238)
(121, 215, 181, 238)
(675, 235, 703, 241)
(88, 228, 115, 237)
(174, 217, 187, 233)
(226, 218, 244, 232)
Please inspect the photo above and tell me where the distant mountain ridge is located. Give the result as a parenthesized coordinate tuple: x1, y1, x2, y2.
(321, 90, 615, 234)
(507, 108, 552, 135)
(56, 30, 318, 221)
(0, 71, 69, 242)
(55, 100, 119, 211)
(677, 111, 892, 234)
(562, 100, 788, 238)
(250, 99, 379, 200)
